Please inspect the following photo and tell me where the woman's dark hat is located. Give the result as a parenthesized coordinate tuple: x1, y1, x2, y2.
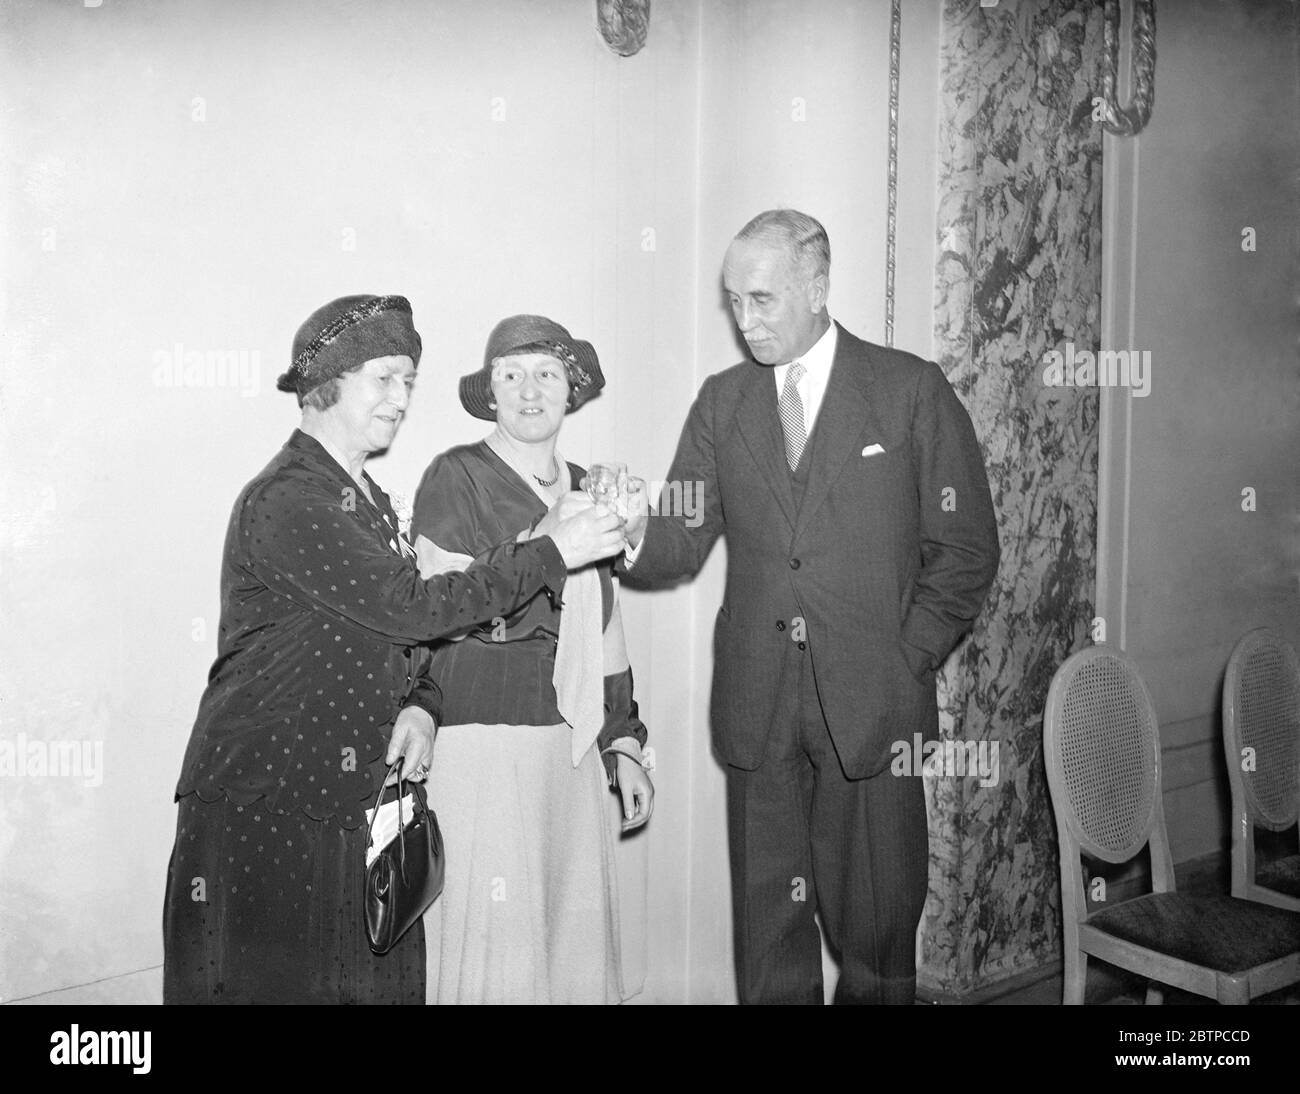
(277, 295, 422, 398)
(459, 314, 604, 422)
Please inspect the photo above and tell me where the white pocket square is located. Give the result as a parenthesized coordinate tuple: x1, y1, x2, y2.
(861, 444, 886, 457)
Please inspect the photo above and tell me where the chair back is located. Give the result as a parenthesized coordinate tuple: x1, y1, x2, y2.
(1045, 647, 1162, 864)
(1223, 629, 1300, 832)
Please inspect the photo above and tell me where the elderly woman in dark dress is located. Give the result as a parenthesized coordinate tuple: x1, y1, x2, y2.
(413, 315, 653, 1004)
(162, 295, 624, 1005)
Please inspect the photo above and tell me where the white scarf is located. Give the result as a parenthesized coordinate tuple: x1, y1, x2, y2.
(487, 440, 605, 766)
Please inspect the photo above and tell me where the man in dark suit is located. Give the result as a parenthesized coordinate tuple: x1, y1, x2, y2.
(621, 209, 999, 1004)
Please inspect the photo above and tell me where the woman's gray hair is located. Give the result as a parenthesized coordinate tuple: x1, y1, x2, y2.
(734, 208, 831, 282)
(298, 361, 364, 409)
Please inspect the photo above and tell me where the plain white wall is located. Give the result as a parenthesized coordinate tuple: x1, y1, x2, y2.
(0, 0, 940, 1004)
(0, 0, 706, 1004)
(1098, 0, 1300, 865)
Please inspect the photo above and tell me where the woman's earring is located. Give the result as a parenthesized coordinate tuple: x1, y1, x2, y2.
(488, 401, 497, 410)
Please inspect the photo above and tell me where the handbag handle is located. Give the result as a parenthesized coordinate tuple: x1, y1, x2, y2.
(366, 758, 412, 879)
(366, 759, 433, 883)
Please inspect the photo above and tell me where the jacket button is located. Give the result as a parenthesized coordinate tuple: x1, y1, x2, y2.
(798, 641, 807, 651)
(789, 558, 801, 570)
(775, 620, 786, 631)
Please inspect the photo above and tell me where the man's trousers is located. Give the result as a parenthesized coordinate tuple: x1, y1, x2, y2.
(725, 654, 930, 1005)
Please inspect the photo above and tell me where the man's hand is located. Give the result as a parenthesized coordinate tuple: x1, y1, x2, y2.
(385, 705, 435, 784)
(620, 471, 648, 548)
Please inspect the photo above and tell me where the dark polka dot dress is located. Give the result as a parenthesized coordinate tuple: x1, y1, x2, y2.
(163, 430, 567, 1004)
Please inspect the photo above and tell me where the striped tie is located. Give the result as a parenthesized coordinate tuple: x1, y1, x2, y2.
(779, 360, 807, 471)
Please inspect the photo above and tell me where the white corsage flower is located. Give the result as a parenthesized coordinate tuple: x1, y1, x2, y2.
(390, 491, 414, 540)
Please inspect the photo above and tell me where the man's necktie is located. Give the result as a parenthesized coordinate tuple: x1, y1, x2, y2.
(779, 360, 807, 471)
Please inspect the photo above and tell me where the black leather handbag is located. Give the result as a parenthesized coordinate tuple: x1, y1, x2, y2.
(364, 760, 445, 954)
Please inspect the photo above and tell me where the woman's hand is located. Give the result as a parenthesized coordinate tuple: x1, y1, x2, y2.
(536, 490, 599, 531)
(541, 497, 625, 569)
(615, 755, 654, 832)
(386, 706, 435, 784)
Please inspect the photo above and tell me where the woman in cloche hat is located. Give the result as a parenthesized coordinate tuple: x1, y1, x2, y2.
(412, 314, 654, 1004)
(162, 297, 623, 1004)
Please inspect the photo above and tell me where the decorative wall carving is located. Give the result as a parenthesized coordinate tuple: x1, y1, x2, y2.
(598, 0, 650, 57)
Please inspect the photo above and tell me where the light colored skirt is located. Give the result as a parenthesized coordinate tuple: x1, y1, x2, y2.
(423, 722, 625, 1004)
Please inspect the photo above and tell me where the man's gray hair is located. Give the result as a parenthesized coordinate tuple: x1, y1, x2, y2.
(734, 209, 831, 281)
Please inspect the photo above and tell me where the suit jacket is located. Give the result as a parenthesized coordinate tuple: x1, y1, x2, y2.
(623, 323, 999, 778)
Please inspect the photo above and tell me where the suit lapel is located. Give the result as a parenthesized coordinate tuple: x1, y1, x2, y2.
(793, 324, 875, 540)
(734, 363, 797, 529)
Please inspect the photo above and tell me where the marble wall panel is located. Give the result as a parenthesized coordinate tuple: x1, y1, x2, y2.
(918, 0, 1102, 996)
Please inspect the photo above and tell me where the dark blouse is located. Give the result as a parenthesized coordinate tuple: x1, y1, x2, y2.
(174, 430, 568, 828)
(412, 442, 647, 770)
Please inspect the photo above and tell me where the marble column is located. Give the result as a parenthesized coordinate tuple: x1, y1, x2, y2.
(917, 0, 1103, 997)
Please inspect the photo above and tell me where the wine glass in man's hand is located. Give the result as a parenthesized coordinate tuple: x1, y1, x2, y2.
(583, 462, 648, 546)
(585, 463, 623, 519)
(620, 471, 648, 547)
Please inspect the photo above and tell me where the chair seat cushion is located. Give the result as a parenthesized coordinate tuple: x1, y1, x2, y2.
(1088, 892, 1300, 972)
(1257, 855, 1300, 897)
